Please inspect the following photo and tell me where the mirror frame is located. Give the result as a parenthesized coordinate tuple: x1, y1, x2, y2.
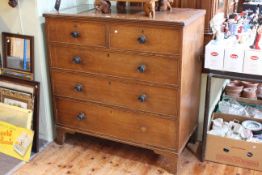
(2, 32, 34, 80)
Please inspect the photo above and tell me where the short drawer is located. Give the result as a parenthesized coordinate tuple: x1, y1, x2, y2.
(46, 19, 106, 47)
(55, 97, 177, 149)
(51, 70, 178, 116)
(110, 24, 182, 55)
(49, 45, 179, 86)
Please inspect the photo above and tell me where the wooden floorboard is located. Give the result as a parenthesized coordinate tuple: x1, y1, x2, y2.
(14, 134, 262, 175)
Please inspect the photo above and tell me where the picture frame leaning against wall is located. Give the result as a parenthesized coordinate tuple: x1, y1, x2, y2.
(0, 75, 40, 153)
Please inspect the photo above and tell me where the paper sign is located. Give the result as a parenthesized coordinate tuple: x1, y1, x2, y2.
(0, 121, 34, 161)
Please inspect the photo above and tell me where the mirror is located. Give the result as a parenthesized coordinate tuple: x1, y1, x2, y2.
(2, 32, 34, 80)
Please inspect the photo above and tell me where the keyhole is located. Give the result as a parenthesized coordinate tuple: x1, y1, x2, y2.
(223, 148, 230, 153)
(108, 81, 111, 85)
(247, 152, 253, 157)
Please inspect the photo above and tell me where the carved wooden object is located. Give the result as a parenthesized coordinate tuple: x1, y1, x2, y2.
(144, 0, 156, 18)
(8, 0, 18, 8)
(95, 0, 111, 14)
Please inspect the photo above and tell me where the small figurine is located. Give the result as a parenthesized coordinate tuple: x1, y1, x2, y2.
(228, 13, 239, 37)
(210, 13, 225, 42)
(249, 5, 260, 29)
(144, 0, 155, 18)
(222, 18, 230, 39)
(8, 0, 18, 8)
(250, 17, 262, 50)
(158, 0, 173, 12)
(94, 0, 111, 14)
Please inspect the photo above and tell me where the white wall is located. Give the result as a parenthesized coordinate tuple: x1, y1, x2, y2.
(35, 0, 80, 142)
(34, 0, 89, 141)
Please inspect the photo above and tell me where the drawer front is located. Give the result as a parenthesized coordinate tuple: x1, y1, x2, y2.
(51, 70, 178, 116)
(49, 45, 179, 85)
(110, 24, 182, 55)
(46, 19, 106, 47)
(55, 97, 177, 149)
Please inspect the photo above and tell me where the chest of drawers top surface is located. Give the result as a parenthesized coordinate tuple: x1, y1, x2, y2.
(43, 5, 205, 26)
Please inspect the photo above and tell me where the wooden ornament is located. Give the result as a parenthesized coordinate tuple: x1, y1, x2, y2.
(144, 0, 155, 18)
(8, 0, 18, 8)
(159, 0, 173, 11)
(95, 0, 111, 14)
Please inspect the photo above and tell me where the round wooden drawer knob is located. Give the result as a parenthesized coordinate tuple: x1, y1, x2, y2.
(74, 83, 84, 92)
(137, 35, 146, 44)
(137, 65, 146, 73)
(76, 112, 86, 121)
(72, 56, 81, 64)
(138, 94, 147, 103)
(71, 31, 80, 38)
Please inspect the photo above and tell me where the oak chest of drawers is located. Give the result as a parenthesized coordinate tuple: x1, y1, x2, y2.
(44, 6, 205, 174)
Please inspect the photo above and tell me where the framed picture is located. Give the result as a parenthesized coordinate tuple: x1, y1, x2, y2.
(0, 102, 33, 129)
(2, 32, 34, 80)
(0, 75, 39, 153)
(0, 88, 34, 110)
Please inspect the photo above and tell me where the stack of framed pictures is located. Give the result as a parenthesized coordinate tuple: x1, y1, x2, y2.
(0, 73, 39, 153)
(0, 32, 40, 153)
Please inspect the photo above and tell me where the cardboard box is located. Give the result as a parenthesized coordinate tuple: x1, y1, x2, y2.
(224, 46, 245, 73)
(243, 49, 262, 75)
(205, 41, 225, 70)
(205, 113, 262, 171)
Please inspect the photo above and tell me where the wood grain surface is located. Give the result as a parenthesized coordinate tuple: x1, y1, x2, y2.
(51, 70, 179, 116)
(13, 134, 262, 175)
(55, 97, 177, 149)
(109, 24, 182, 55)
(47, 19, 106, 47)
(49, 44, 180, 86)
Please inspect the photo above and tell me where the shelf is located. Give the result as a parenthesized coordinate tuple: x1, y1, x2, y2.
(213, 112, 262, 123)
(203, 69, 262, 82)
(223, 94, 262, 106)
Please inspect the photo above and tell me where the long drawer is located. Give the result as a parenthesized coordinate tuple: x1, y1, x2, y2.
(51, 70, 178, 116)
(55, 97, 177, 149)
(46, 19, 106, 47)
(110, 24, 182, 55)
(49, 45, 179, 86)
